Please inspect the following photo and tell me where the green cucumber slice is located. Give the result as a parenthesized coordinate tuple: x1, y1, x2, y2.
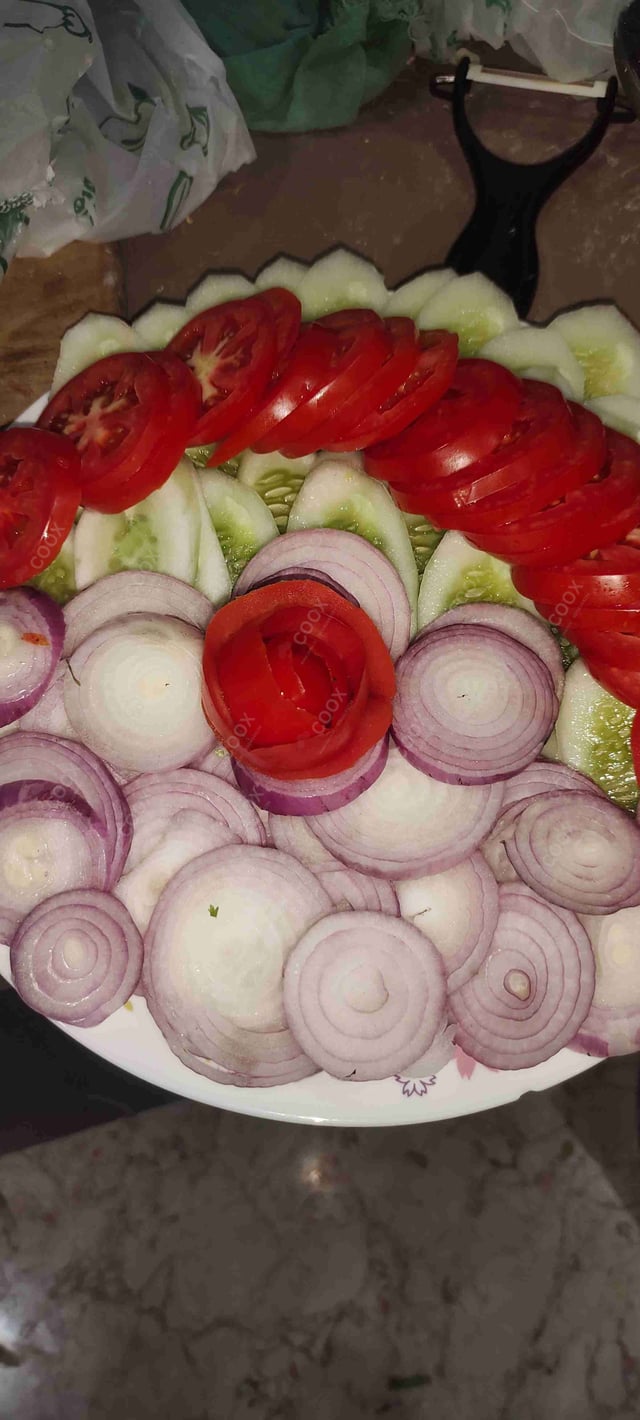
(549, 304, 640, 399)
(255, 257, 308, 295)
(402, 513, 445, 577)
(190, 473, 233, 605)
(555, 659, 637, 811)
(297, 250, 388, 319)
(29, 531, 76, 604)
(586, 394, 640, 441)
(417, 273, 518, 355)
(287, 458, 418, 612)
(131, 302, 186, 348)
(385, 268, 454, 320)
(74, 459, 201, 590)
(479, 325, 585, 400)
(186, 273, 254, 316)
(237, 451, 315, 532)
(51, 314, 143, 393)
(417, 530, 535, 629)
(199, 470, 278, 584)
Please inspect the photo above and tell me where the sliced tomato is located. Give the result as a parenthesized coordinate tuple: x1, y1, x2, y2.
(168, 295, 277, 444)
(257, 287, 302, 363)
(344, 329, 458, 448)
(210, 325, 339, 463)
(252, 311, 389, 455)
(573, 628, 640, 669)
(582, 657, 640, 709)
(465, 429, 640, 567)
(82, 351, 200, 513)
(0, 428, 80, 589)
(366, 359, 522, 487)
(512, 544, 640, 609)
(283, 318, 419, 455)
(533, 601, 640, 636)
(38, 352, 168, 495)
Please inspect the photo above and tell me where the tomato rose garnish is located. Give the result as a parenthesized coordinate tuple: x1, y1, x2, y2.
(202, 579, 396, 780)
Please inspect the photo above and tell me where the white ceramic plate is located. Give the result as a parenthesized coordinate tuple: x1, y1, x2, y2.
(2, 394, 599, 1125)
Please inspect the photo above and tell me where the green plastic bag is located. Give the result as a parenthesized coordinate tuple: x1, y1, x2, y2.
(182, 0, 415, 132)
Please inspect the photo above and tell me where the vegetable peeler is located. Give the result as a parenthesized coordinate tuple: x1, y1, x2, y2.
(431, 58, 634, 318)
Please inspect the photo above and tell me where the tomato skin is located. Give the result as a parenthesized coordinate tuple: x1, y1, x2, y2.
(168, 295, 277, 444)
(512, 554, 640, 610)
(581, 657, 640, 710)
(39, 352, 168, 493)
(254, 311, 390, 455)
(0, 428, 80, 589)
(303, 318, 419, 454)
(572, 628, 640, 669)
(366, 358, 521, 489)
(210, 325, 338, 463)
(346, 329, 458, 447)
(257, 287, 301, 363)
(203, 578, 395, 780)
(82, 352, 200, 513)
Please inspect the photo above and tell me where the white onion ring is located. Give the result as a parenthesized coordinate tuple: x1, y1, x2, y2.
(392, 625, 558, 785)
(283, 910, 447, 1080)
(124, 769, 265, 871)
(11, 888, 143, 1025)
(234, 527, 411, 660)
(307, 744, 504, 878)
(268, 814, 342, 869)
(232, 737, 388, 817)
(63, 571, 212, 655)
(64, 614, 214, 773)
(396, 853, 499, 989)
(0, 588, 64, 727)
(449, 883, 595, 1069)
(506, 790, 640, 914)
(316, 867, 399, 914)
(0, 801, 109, 921)
(427, 602, 564, 699)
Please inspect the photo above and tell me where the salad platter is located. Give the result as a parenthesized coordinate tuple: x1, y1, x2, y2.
(3, 249, 640, 1125)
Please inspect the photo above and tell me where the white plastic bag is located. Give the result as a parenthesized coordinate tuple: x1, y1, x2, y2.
(412, 0, 627, 84)
(0, 0, 255, 276)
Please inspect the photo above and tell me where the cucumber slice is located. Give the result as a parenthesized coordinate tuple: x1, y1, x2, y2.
(51, 315, 143, 393)
(417, 530, 534, 629)
(555, 659, 637, 811)
(402, 513, 444, 578)
(29, 531, 76, 605)
(479, 326, 585, 400)
(287, 459, 418, 611)
(417, 273, 518, 355)
(297, 249, 388, 319)
(74, 459, 201, 591)
(255, 257, 308, 295)
(385, 268, 454, 320)
(586, 394, 640, 441)
(237, 451, 315, 531)
(190, 473, 233, 605)
(199, 469, 278, 584)
(549, 304, 640, 399)
(186, 273, 254, 316)
(131, 301, 186, 348)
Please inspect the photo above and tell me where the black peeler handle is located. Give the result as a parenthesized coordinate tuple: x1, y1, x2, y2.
(432, 60, 629, 318)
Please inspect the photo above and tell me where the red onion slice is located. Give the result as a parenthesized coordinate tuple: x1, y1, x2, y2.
(0, 588, 64, 727)
(192, 742, 237, 783)
(449, 883, 595, 1069)
(506, 790, 640, 914)
(18, 664, 74, 738)
(393, 625, 558, 785)
(572, 906, 640, 1056)
(316, 867, 400, 914)
(144, 845, 332, 1085)
(124, 769, 266, 871)
(116, 816, 240, 932)
(268, 814, 343, 869)
(64, 614, 214, 773)
(234, 528, 412, 661)
(427, 602, 564, 699)
(396, 853, 499, 990)
(307, 744, 504, 878)
(283, 910, 447, 1080)
(11, 889, 143, 1025)
(0, 801, 109, 921)
(501, 759, 605, 811)
(232, 737, 389, 817)
(151, 1007, 316, 1088)
(0, 733, 131, 887)
(64, 571, 213, 655)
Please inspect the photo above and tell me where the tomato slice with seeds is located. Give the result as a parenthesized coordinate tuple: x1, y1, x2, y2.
(0, 428, 80, 589)
(210, 325, 339, 463)
(168, 295, 277, 445)
(82, 351, 200, 513)
(38, 352, 168, 493)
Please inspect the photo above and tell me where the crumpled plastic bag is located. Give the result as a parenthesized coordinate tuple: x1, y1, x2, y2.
(411, 0, 627, 83)
(0, 0, 255, 278)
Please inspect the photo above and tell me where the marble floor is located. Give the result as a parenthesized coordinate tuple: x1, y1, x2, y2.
(0, 1058, 638, 1419)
